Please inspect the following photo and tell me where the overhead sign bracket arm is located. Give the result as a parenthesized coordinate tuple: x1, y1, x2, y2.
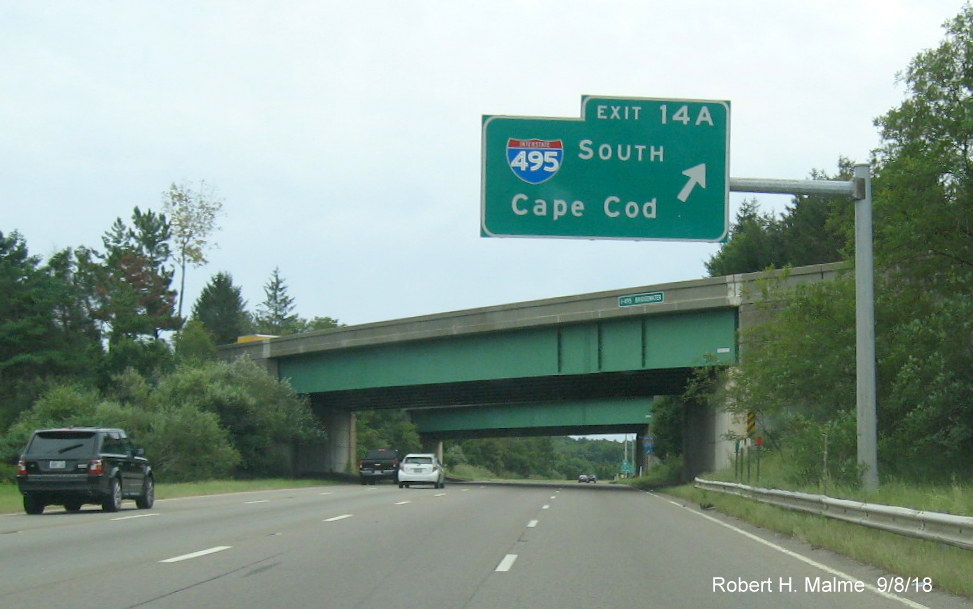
(729, 176, 858, 198)
(731, 166, 878, 491)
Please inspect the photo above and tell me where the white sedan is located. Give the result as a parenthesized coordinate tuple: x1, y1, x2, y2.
(398, 453, 445, 489)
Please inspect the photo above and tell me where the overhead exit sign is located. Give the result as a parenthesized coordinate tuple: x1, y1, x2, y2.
(481, 96, 730, 241)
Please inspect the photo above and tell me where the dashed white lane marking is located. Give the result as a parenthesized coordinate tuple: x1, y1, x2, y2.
(320, 492, 334, 495)
(160, 546, 231, 563)
(527, 520, 539, 528)
(244, 500, 268, 504)
(541, 504, 550, 510)
(323, 514, 353, 522)
(111, 513, 160, 521)
(495, 554, 518, 572)
(395, 501, 411, 505)
(434, 493, 446, 497)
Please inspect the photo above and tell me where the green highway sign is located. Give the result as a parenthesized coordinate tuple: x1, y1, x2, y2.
(481, 96, 730, 241)
(618, 291, 664, 307)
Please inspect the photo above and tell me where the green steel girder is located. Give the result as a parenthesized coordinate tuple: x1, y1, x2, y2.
(411, 397, 653, 440)
(280, 308, 736, 395)
(308, 368, 693, 411)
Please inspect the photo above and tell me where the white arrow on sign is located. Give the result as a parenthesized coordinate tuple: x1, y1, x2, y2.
(677, 163, 707, 202)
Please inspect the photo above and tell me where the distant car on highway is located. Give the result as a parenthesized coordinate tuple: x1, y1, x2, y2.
(359, 448, 400, 485)
(16, 427, 154, 514)
(578, 474, 589, 483)
(398, 453, 445, 489)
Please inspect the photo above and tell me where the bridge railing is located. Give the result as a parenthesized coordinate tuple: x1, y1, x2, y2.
(693, 477, 973, 550)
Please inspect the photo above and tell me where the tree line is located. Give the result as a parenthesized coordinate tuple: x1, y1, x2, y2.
(0, 182, 337, 479)
(1, 178, 623, 483)
(351, 410, 626, 481)
(442, 436, 625, 481)
(670, 7, 973, 487)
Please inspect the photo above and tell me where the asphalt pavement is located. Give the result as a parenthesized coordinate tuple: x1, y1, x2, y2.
(0, 481, 969, 609)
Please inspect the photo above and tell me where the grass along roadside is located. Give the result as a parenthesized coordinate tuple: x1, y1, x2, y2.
(0, 478, 335, 515)
(625, 452, 973, 516)
(696, 453, 973, 517)
(662, 482, 973, 600)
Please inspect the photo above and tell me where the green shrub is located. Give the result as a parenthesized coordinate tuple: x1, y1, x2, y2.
(152, 358, 324, 478)
(448, 463, 496, 480)
(0, 462, 16, 485)
(0, 383, 103, 458)
(0, 381, 240, 482)
(625, 456, 684, 489)
(136, 404, 240, 482)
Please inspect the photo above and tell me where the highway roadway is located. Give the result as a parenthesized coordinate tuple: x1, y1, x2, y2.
(0, 481, 968, 609)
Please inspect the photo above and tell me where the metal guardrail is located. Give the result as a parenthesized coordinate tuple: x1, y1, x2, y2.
(694, 478, 973, 551)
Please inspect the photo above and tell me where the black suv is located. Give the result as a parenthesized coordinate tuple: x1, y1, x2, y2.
(16, 427, 154, 514)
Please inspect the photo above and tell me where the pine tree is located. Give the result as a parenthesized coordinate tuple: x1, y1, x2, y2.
(0, 233, 102, 426)
(191, 272, 252, 344)
(254, 267, 300, 335)
(91, 207, 180, 342)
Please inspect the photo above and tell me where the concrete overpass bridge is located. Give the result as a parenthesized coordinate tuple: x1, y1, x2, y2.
(218, 263, 841, 478)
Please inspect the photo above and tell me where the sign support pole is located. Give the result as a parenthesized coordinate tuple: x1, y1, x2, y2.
(853, 164, 878, 490)
(729, 164, 878, 489)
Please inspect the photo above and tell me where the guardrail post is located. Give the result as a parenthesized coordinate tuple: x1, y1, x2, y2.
(734, 440, 741, 481)
(747, 439, 753, 483)
(756, 441, 762, 482)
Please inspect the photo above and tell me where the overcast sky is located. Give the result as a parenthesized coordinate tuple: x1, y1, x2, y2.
(2, 1, 964, 327)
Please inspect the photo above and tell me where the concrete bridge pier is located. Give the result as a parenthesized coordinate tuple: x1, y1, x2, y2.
(682, 402, 738, 480)
(421, 438, 444, 462)
(319, 408, 356, 474)
(633, 425, 653, 475)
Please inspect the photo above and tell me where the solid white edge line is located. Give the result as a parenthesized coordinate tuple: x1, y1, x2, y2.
(495, 554, 518, 572)
(656, 495, 932, 609)
(160, 546, 231, 563)
(324, 514, 353, 522)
